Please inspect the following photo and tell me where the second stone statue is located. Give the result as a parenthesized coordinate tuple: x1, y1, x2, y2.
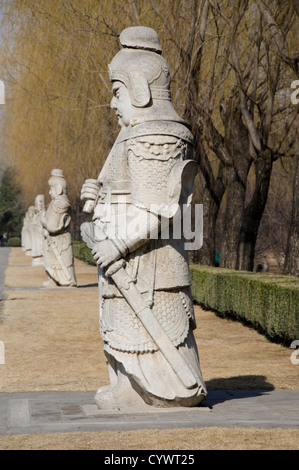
(41, 169, 77, 288)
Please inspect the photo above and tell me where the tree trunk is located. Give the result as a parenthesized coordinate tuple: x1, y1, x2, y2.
(71, 199, 89, 241)
(219, 98, 252, 269)
(238, 152, 273, 271)
(220, 175, 247, 269)
(284, 155, 299, 276)
(192, 185, 219, 265)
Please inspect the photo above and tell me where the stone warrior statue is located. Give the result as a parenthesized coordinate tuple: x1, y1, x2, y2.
(41, 169, 77, 288)
(21, 205, 35, 256)
(80, 26, 207, 409)
(30, 194, 46, 266)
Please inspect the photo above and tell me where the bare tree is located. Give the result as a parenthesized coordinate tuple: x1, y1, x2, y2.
(0, 0, 297, 264)
(284, 154, 299, 275)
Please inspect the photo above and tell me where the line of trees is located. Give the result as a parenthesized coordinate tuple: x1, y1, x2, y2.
(0, 166, 23, 238)
(0, 0, 298, 275)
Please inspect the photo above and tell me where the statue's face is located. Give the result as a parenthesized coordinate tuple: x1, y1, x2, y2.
(49, 179, 60, 199)
(110, 81, 134, 127)
(49, 184, 56, 199)
(35, 197, 44, 211)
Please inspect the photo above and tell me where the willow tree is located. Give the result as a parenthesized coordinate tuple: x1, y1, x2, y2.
(0, 0, 297, 264)
(0, 0, 129, 234)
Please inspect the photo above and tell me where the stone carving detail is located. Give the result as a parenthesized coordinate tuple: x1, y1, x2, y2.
(21, 205, 35, 256)
(80, 26, 206, 409)
(31, 194, 46, 266)
(41, 169, 77, 287)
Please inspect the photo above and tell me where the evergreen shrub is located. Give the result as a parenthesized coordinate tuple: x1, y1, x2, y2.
(7, 236, 21, 247)
(190, 264, 299, 343)
(73, 241, 96, 266)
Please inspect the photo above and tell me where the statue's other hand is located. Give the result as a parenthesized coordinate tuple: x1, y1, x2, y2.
(92, 239, 121, 269)
(80, 179, 101, 201)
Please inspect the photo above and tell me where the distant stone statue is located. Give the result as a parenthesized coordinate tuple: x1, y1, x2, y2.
(21, 210, 29, 251)
(41, 169, 77, 287)
(256, 262, 269, 273)
(22, 206, 35, 256)
(31, 194, 46, 266)
(0, 79, 5, 105)
(80, 26, 207, 409)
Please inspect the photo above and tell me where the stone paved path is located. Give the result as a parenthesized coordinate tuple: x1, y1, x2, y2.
(1, 390, 299, 435)
(1, 246, 299, 436)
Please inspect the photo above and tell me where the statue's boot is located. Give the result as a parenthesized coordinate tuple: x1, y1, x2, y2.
(94, 370, 147, 411)
(32, 256, 44, 266)
(43, 278, 57, 288)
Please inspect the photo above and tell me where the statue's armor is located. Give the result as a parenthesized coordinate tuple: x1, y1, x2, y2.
(93, 122, 196, 354)
(44, 196, 71, 234)
(21, 210, 32, 252)
(31, 210, 45, 260)
(101, 288, 195, 354)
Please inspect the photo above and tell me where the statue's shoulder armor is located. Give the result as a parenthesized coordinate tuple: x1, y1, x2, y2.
(51, 196, 70, 214)
(119, 119, 194, 146)
(124, 124, 195, 212)
(45, 196, 71, 234)
(127, 134, 185, 161)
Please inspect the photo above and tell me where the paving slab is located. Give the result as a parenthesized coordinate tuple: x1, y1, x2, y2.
(0, 390, 298, 435)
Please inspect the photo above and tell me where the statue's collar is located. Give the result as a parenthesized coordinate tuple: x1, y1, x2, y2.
(116, 119, 194, 145)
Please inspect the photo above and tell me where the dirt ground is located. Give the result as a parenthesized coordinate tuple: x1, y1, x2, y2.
(0, 247, 298, 450)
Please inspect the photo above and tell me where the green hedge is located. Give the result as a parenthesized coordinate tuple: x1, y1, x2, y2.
(7, 236, 21, 247)
(190, 264, 299, 343)
(73, 240, 96, 266)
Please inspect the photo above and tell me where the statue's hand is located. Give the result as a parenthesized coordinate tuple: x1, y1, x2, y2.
(92, 239, 121, 269)
(80, 179, 101, 202)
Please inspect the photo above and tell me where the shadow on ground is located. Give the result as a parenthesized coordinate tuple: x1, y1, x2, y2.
(77, 283, 98, 289)
(202, 375, 274, 407)
(206, 374, 274, 391)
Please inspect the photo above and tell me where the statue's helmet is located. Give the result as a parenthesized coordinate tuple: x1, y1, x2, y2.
(108, 27, 172, 108)
(48, 169, 67, 195)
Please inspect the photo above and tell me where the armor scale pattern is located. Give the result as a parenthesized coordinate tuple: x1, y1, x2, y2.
(100, 288, 195, 353)
(128, 144, 181, 209)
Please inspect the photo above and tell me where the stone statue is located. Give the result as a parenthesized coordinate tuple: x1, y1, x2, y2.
(80, 26, 207, 409)
(22, 205, 35, 256)
(21, 209, 29, 251)
(41, 169, 77, 287)
(31, 194, 46, 266)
